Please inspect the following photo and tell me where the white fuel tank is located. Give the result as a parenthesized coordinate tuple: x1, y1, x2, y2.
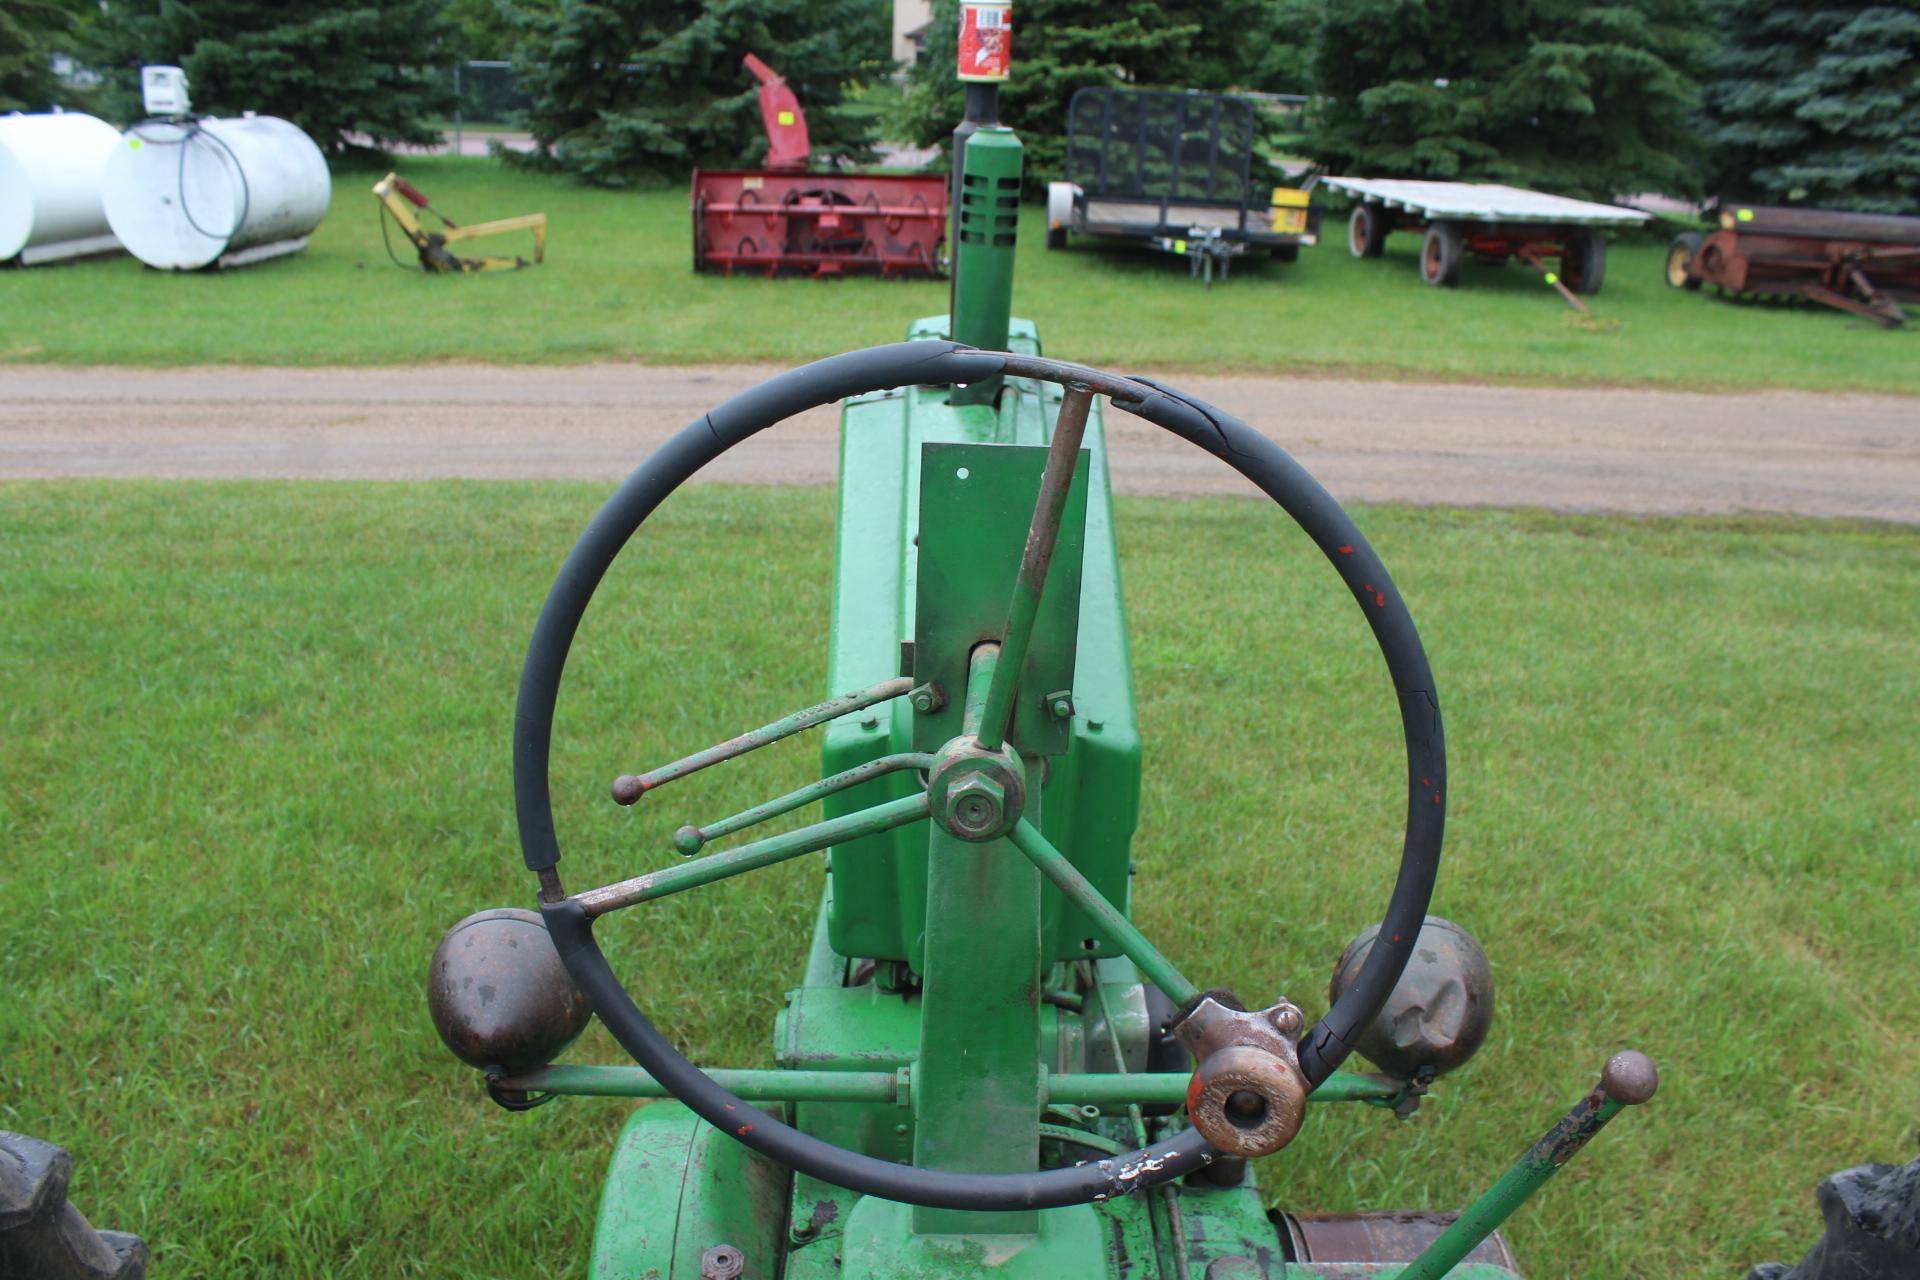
(0, 111, 125, 265)
(101, 114, 330, 270)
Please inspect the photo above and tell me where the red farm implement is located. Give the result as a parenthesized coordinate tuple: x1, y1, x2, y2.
(691, 54, 948, 279)
(1665, 204, 1920, 327)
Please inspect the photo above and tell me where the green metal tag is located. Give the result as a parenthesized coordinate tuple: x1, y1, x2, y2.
(913, 441, 1090, 757)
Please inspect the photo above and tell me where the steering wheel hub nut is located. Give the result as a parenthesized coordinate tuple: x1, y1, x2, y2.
(1172, 994, 1310, 1158)
(927, 739, 1025, 843)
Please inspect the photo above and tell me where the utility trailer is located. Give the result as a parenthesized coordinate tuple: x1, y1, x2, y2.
(1664, 203, 1920, 327)
(692, 54, 948, 278)
(1046, 87, 1317, 287)
(1323, 177, 1648, 311)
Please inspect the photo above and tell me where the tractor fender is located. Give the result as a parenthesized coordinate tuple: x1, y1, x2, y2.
(590, 1101, 792, 1280)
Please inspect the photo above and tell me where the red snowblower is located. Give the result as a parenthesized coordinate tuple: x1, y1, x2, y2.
(691, 54, 949, 278)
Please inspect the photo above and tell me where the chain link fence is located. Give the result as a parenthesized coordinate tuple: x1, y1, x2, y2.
(442, 60, 535, 156)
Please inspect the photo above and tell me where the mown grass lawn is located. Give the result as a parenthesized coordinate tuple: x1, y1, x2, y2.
(2, 480, 1915, 1278)
(1, 156, 1913, 392)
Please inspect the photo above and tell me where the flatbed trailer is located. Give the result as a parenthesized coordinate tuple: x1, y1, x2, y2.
(1665, 203, 1920, 326)
(1323, 176, 1648, 310)
(1046, 87, 1317, 287)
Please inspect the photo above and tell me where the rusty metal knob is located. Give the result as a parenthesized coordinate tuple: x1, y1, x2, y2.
(1186, 1045, 1309, 1158)
(427, 908, 591, 1072)
(1600, 1050, 1658, 1105)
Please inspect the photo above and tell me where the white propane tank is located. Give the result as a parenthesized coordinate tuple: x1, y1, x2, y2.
(0, 111, 126, 265)
(101, 114, 331, 270)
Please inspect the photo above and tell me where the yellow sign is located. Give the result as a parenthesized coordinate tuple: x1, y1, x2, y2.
(1173, 238, 1187, 254)
(777, 110, 796, 126)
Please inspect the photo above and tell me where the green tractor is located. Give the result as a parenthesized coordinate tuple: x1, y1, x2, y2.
(425, 30, 1660, 1280)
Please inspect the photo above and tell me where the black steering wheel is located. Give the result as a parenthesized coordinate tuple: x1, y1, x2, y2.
(518, 341, 1446, 1211)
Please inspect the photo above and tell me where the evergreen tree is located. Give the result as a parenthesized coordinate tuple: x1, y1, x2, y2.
(1308, 0, 1711, 201)
(0, 0, 78, 113)
(82, 1, 455, 152)
(1699, 1, 1920, 213)
(505, 0, 890, 187)
(894, 0, 1291, 195)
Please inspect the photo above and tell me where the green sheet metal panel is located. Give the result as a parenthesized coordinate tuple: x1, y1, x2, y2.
(821, 315, 1141, 970)
(912, 440, 1089, 758)
(590, 1101, 791, 1280)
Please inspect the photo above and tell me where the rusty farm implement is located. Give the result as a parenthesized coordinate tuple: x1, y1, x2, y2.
(1665, 203, 1920, 327)
(690, 54, 948, 279)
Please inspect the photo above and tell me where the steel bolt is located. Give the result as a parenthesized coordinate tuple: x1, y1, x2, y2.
(909, 682, 946, 714)
(700, 1245, 745, 1280)
(1267, 1002, 1303, 1036)
(1045, 689, 1074, 720)
(944, 773, 1006, 839)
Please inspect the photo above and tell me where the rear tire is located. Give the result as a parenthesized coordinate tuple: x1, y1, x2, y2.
(1046, 224, 1067, 250)
(0, 1132, 148, 1280)
(1348, 203, 1389, 258)
(1420, 221, 1464, 287)
(1561, 228, 1607, 295)
(1665, 232, 1704, 290)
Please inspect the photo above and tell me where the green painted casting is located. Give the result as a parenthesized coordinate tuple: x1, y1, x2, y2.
(910, 753, 1047, 1236)
(949, 124, 1022, 406)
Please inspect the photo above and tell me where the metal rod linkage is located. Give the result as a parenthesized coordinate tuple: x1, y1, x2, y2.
(1396, 1051, 1659, 1280)
(612, 675, 916, 805)
(573, 793, 930, 917)
(676, 752, 936, 855)
(496, 1064, 1401, 1108)
(974, 384, 1094, 752)
(498, 1065, 901, 1102)
(1007, 819, 1199, 1005)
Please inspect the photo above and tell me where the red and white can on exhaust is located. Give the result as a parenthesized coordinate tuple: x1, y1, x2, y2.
(957, 2, 1012, 82)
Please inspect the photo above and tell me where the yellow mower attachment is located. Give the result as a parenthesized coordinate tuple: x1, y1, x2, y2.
(1269, 186, 1311, 236)
(372, 172, 546, 273)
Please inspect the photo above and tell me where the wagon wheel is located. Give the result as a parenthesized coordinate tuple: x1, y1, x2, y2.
(1561, 228, 1607, 295)
(1421, 221, 1464, 287)
(1348, 202, 1389, 258)
(515, 343, 1446, 1212)
(1665, 233, 1704, 290)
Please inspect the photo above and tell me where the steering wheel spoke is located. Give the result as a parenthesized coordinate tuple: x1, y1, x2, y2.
(1008, 819, 1198, 1006)
(572, 792, 931, 918)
